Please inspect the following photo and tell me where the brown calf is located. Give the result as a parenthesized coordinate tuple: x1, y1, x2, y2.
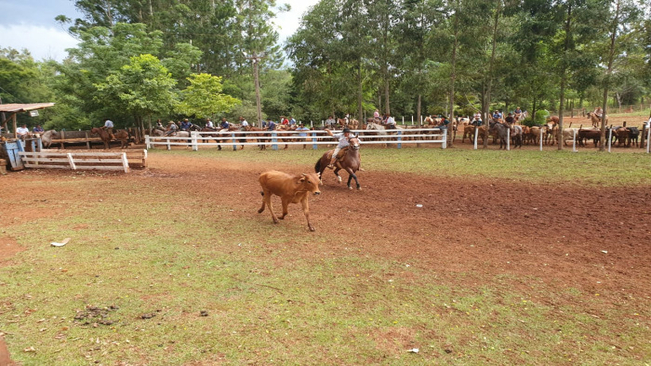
(258, 171, 322, 231)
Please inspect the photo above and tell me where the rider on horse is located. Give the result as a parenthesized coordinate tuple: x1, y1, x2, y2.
(326, 127, 353, 169)
(103, 119, 116, 140)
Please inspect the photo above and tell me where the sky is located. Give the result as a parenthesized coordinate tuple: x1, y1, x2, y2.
(0, 0, 318, 62)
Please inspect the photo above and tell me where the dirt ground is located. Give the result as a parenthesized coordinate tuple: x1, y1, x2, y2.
(1, 126, 650, 363)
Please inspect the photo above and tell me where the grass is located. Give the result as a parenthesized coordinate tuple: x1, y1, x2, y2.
(1, 149, 650, 365)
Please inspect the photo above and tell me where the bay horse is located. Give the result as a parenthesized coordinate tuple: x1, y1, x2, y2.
(314, 136, 362, 190)
(587, 112, 607, 128)
(91, 127, 130, 149)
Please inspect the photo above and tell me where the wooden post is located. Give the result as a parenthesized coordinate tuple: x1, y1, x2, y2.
(85, 131, 91, 149)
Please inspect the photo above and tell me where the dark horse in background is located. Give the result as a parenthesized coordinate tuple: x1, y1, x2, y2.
(314, 136, 362, 190)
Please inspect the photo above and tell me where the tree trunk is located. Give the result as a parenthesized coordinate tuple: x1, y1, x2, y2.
(417, 94, 421, 126)
(449, 10, 459, 147)
(484, 3, 500, 148)
(600, 0, 620, 152)
(558, 2, 573, 151)
(357, 62, 363, 123)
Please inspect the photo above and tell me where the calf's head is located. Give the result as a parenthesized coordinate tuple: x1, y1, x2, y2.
(299, 172, 321, 195)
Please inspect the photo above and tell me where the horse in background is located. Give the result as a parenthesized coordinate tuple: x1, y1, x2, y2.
(315, 136, 362, 190)
(91, 127, 131, 149)
(39, 130, 59, 148)
(587, 112, 607, 128)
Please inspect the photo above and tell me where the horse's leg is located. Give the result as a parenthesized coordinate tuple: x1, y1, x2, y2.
(334, 167, 342, 183)
(346, 168, 361, 190)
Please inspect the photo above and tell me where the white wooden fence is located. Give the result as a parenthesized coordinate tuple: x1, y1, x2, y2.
(18, 149, 148, 172)
(145, 128, 448, 150)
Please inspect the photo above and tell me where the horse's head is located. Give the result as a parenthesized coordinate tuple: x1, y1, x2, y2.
(348, 137, 361, 150)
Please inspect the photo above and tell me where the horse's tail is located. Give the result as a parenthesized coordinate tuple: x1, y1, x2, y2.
(314, 158, 322, 173)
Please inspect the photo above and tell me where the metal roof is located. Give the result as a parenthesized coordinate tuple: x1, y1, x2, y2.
(0, 103, 55, 113)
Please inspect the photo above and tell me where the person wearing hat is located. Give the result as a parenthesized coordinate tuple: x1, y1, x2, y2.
(505, 112, 515, 125)
(325, 127, 353, 169)
(180, 118, 191, 131)
(165, 121, 178, 136)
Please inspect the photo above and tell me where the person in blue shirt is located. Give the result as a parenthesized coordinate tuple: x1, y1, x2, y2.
(220, 117, 230, 130)
(289, 116, 297, 126)
(32, 125, 44, 133)
(492, 110, 502, 121)
(266, 118, 276, 131)
(296, 123, 310, 149)
(180, 118, 191, 131)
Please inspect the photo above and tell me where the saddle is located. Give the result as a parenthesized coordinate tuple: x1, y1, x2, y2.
(326, 147, 349, 161)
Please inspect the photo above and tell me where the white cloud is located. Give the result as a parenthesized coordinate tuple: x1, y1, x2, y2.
(274, 0, 319, 45)
(0, 24, 79, 62)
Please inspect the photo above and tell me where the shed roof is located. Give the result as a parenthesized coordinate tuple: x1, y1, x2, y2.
(0, 103, 55, 113)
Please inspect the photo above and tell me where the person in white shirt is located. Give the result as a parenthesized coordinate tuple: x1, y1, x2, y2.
(325, 128, 352, 168)
(239, 116, 249, 130)
(385, 115, 396, 129)
(16, 124, 30, 139)
(103, 119, 115, 139)
(205, 118, 214, 129)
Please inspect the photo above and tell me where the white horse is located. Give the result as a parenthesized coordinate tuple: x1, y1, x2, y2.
(40, 130, 59, 148)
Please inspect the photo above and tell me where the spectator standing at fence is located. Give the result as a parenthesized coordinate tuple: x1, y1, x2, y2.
(32, 125, 44, 133)
(297, 123, 310, 150)
(325, 116, 336, 129)
(281, 116, 289, 125)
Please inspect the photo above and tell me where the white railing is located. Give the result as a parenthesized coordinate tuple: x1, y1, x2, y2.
(145, 128, 448, 150)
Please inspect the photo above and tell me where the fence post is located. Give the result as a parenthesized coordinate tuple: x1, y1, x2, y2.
(608, 128, 612, 153)
(507, 127, 510, 151)
(145, 135, 151, 149)
(121, 152, 129, 173)
(272, 131, 278, 150)
(312, 131, 318, 150)
(166, 137, 171, 151)
(442, 129, 447, 149)
(191, 131, 198, 151)
(397, 130, 402, 149)
(540, 128, 543, 151)
(67, 153, 76, 170)
(231, 132, 237, 151)
(647, 124, 651, 153)
(572, 129, 577, 153)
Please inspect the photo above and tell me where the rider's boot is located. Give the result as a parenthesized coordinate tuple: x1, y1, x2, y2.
(327, 157, 336, 169)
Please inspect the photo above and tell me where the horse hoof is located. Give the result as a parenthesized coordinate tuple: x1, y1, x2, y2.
(337, 176, 342, 183)
(357, 186, 362, 190)
(309, 226, 315, 232)
(348, 186, 353, 190)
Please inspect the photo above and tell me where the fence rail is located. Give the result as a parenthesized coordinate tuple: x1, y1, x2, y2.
(145, 128, 448, 150)
(18, 149, 147, 172)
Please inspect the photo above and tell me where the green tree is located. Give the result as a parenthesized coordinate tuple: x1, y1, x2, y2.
(176, 73, 241, 119)
(95, 54, 177, 129)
